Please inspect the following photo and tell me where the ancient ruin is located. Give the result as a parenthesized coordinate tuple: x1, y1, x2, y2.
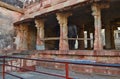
(0, 0, 120, 78)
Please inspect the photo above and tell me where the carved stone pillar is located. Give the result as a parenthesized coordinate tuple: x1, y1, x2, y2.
(105, 24, 112, 49)
(92, 3, 103, 50)
(35, 19, 45, 50)
(14, 25, 21, 50)
(14, 24, 29, 50)
(20, 24, 29, 50)
(56, 13, 72, 50)
(111, 26, 115, 49)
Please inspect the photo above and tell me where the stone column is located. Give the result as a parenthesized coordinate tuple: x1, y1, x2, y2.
(111, 26, 115, 49)
(14, 23, 29, 50)
(78, 24, 85, 49)
(105, 24, 112, 49)
(92, 3, 103, 50)
(35, 19, 45, 50)
(20, 24, 29, 50)
(14, 25, 21, 50)
(56, 13, 72, 50)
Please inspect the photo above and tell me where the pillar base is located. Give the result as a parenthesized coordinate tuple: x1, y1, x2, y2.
(36, 45, 45, 50)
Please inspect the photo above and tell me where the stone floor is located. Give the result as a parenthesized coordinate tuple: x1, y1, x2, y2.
(0, 66, 120, 79)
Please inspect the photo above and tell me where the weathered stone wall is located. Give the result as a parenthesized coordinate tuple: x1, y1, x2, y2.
(0, 7, 22, 49)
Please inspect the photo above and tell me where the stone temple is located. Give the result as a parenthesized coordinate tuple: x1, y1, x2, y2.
(0, 0, 120, 79)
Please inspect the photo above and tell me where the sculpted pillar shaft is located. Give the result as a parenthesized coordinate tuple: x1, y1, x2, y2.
(105, 23, 111, 49)
(35, 19, 45, 50)
(56, 13, 72, 50)
(92, 3, 103, 50)
(14, 24, 29, 50)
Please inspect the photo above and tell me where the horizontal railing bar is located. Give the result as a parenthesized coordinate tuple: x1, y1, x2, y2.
(65, 38, 93, 40)
(5, 64, 67, 78)
(6, 72, 24, 79)
(40, 37, 93, 41)
(43, 37, 60, 40)
(3, 56, 120, 68)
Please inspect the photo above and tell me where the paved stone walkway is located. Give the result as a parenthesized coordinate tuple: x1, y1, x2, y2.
(0, 66, 120, 79)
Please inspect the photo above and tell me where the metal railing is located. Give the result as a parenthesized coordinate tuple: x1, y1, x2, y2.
(0, 56, 120, 79)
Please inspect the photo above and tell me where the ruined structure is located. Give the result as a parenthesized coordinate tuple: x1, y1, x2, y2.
(0, 0, 120, 76)
(0, 1, 22, 50)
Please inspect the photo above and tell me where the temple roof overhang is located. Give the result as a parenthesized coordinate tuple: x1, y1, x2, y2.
(14, 0, 113, 25)
(14, 0, 94, 25)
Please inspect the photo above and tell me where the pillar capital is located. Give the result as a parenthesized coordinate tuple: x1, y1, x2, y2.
(35, 19, 45, 28)
(92, 3, 109, 16)
(56, 13, 72, 27)
(19, 23, 29, 31)
(56, 13, 72, 19)
(91, 3, 101, 17)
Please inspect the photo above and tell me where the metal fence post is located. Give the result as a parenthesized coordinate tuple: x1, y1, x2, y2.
(2, 56, 5, 79)
(65, 63, 69, 79)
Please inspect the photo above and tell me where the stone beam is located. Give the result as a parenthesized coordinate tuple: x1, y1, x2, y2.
(0, 1, 24, 14)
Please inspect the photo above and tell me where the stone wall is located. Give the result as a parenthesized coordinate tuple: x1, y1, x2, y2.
(0, 7, 22, 49)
